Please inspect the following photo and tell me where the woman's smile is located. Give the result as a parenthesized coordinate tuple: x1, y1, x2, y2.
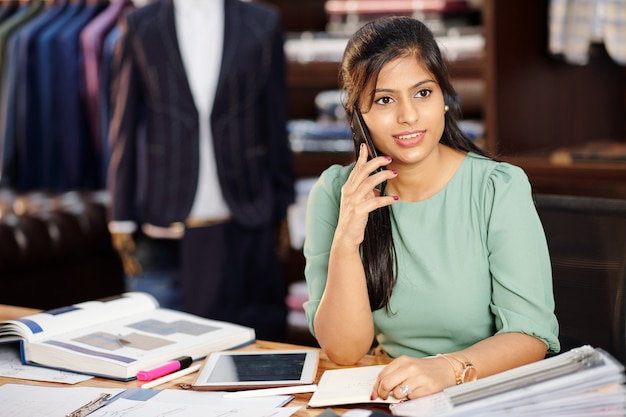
(393, 130, 425, 147)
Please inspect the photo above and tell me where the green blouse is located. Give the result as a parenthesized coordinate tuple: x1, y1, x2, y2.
(303, 152, 560, 358)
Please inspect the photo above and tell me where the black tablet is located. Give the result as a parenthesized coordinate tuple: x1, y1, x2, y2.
(191, 349, 320, 391)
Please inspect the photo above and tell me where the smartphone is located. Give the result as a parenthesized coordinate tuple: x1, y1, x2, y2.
(352, 108, 387, 195)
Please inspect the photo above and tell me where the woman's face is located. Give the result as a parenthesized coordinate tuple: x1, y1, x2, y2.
(361, 55, 446, 167)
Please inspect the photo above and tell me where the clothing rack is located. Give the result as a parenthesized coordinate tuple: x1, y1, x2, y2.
(0, 0, 134, 192)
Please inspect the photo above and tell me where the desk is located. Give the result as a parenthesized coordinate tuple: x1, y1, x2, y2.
(0, 305, 392, 416)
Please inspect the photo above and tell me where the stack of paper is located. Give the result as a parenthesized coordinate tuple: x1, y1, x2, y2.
(390, 345, 626, 416)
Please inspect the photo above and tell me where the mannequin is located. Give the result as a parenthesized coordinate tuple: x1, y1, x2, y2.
(107, 0, 295, 340)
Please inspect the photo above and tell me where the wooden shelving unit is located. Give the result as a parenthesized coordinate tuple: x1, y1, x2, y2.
(483, 0, 625, 198)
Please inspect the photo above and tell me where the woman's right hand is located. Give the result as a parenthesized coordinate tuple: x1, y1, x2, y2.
(334, 143, 398, 248)
(314, 144, 397, 364)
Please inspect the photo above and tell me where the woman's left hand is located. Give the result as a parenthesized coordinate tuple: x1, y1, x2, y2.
(371, 355, 456, 400)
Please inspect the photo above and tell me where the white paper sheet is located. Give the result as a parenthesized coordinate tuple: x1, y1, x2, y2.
(88, 398, 301, 417)
(0, 383, 297, 417)
(0, 384, 124, 417)
(0, 344, 92, 384)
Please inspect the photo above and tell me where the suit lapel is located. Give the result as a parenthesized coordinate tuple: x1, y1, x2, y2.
(214, 0, 239, 116)
(158, 0, 190, 86)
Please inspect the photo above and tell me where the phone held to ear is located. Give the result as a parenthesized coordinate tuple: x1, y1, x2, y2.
(352, 108, 387, 195)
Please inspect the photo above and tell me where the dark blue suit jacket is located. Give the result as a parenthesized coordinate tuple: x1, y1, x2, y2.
(15, 1, 68, 190)
(108, 0, 295, 229)
(53, 2, 106, 189)
(36, 2, 85, 189)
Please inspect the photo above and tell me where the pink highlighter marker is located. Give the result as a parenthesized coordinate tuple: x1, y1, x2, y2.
(136, 356, 193, 381)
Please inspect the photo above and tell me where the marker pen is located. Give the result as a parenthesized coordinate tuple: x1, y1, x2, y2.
(136, 356, 193, 381)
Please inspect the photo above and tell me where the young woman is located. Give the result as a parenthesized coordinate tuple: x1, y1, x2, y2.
(302, 16, 560, 401)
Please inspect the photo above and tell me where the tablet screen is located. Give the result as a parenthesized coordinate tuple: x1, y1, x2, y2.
(193, 349, 320, 390)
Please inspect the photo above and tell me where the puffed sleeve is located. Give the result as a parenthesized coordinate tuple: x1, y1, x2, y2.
(483, 163, 560, 353)
(302, 164, 352, 337)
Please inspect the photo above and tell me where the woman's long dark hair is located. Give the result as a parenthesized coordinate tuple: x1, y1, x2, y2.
(340, 16, 488, 312)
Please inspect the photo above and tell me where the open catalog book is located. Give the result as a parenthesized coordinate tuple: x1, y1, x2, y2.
(0, 292, 255, 380)
(390, 345, 626, 417)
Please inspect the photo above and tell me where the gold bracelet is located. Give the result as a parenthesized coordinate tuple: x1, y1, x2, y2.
(436, 354, 463, 385)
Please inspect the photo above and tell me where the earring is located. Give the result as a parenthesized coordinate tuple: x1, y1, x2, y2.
(444, 105, 449, 113)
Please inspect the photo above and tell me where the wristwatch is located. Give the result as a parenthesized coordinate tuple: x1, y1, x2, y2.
(448, 354, 477, 383)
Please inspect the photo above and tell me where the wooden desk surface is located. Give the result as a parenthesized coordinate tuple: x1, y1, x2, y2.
(0, 305, 392, 416)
